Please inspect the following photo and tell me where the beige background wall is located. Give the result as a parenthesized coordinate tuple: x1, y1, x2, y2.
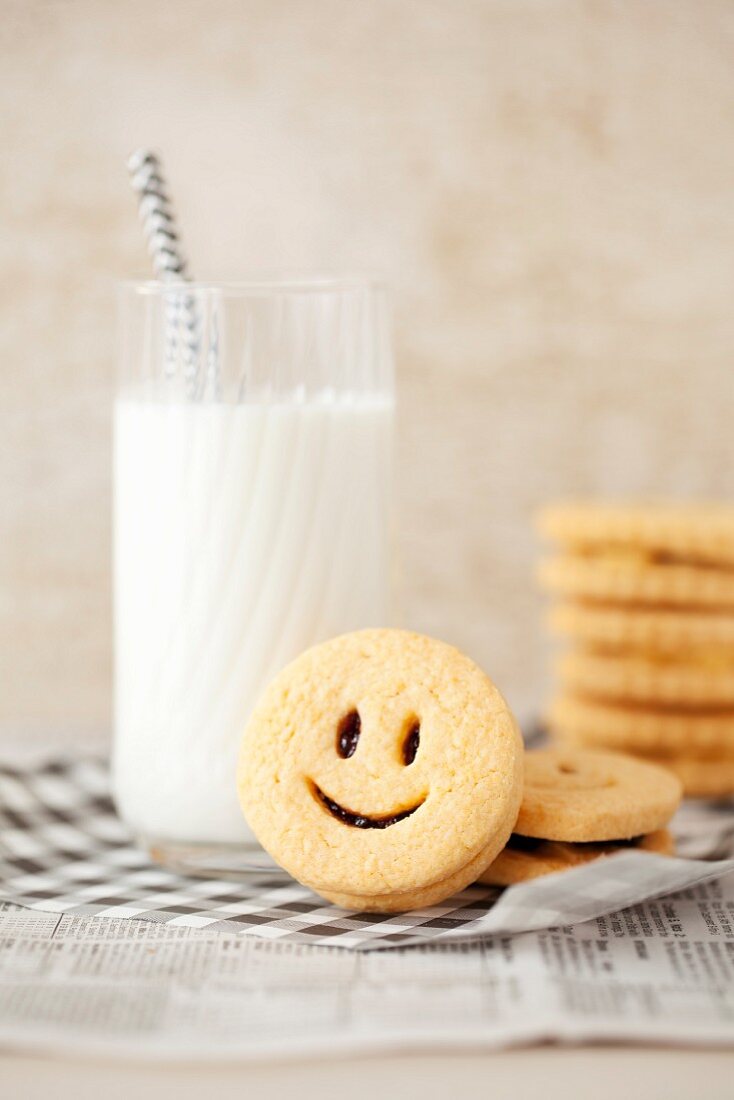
(2, 0, 734, 745)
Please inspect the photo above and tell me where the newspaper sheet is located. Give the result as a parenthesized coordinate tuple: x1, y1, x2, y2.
(1, 872, 733, 1060)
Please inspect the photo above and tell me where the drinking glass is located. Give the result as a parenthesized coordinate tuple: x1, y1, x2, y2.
(112, 278, 394, 873)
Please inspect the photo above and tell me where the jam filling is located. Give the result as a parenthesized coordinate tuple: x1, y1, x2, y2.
(507, 833, 644, 852)
(336, 710, 361, 759)
(402, 720, 421, 766)
(313, 785, 425, 829)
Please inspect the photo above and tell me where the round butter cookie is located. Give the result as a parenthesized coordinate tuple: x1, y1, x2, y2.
(479, 829, 674, 886)
(548, 695, 734, 759)
(538, 501, 734, 568)
(539, 556, 734, 609)
(557, 651, 734, 708)
(315, 841, 501, 911)
(635, 755, 734, 799)
(237, 629, 523, 912)
(549, 603, 734, 656)
(514, 748, 682, 842)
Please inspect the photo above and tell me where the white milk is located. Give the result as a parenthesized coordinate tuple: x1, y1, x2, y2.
(112, 395, 393, 843)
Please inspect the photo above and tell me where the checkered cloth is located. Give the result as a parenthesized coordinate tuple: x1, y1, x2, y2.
(1, 754, 734, 950)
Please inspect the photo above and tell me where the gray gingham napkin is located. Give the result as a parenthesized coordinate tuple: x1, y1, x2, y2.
(1, 754, 733, 951)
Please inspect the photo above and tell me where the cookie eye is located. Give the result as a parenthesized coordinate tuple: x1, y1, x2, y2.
(402, 720, 420, 766)
(336, 710, 361, 758)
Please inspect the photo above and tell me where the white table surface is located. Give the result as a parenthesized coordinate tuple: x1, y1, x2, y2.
(3, 1048, 731, 1100)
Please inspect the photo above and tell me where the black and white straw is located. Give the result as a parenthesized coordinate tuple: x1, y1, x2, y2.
(127, 148, 201, 390)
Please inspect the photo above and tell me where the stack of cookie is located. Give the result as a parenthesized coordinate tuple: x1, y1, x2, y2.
(538, 501, 734, 798)
(479, 748, 681, 885)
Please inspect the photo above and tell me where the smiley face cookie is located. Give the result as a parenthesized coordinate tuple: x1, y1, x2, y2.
(237, 629, 523, 912)
(479, 829, 674, 886)
(479, 748, 681, 886)
(515, 748, 682, 841)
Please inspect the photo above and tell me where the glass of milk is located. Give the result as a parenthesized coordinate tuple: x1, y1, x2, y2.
(113, 279, 394, 871)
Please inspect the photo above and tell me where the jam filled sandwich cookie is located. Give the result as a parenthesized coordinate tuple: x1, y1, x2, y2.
(538, 554, 734, 609)
(549, 603, 734, 657)
(549, 695, 734, 759)
(538, 500, 734, 570)
(633, 754, 734, 799)
(479, 748, 681, 886)
(557, 649, 734, 707)
(237, 629, 523, 912)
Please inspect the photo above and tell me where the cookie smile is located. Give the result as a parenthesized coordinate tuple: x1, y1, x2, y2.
(312, 783, 426, 829)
